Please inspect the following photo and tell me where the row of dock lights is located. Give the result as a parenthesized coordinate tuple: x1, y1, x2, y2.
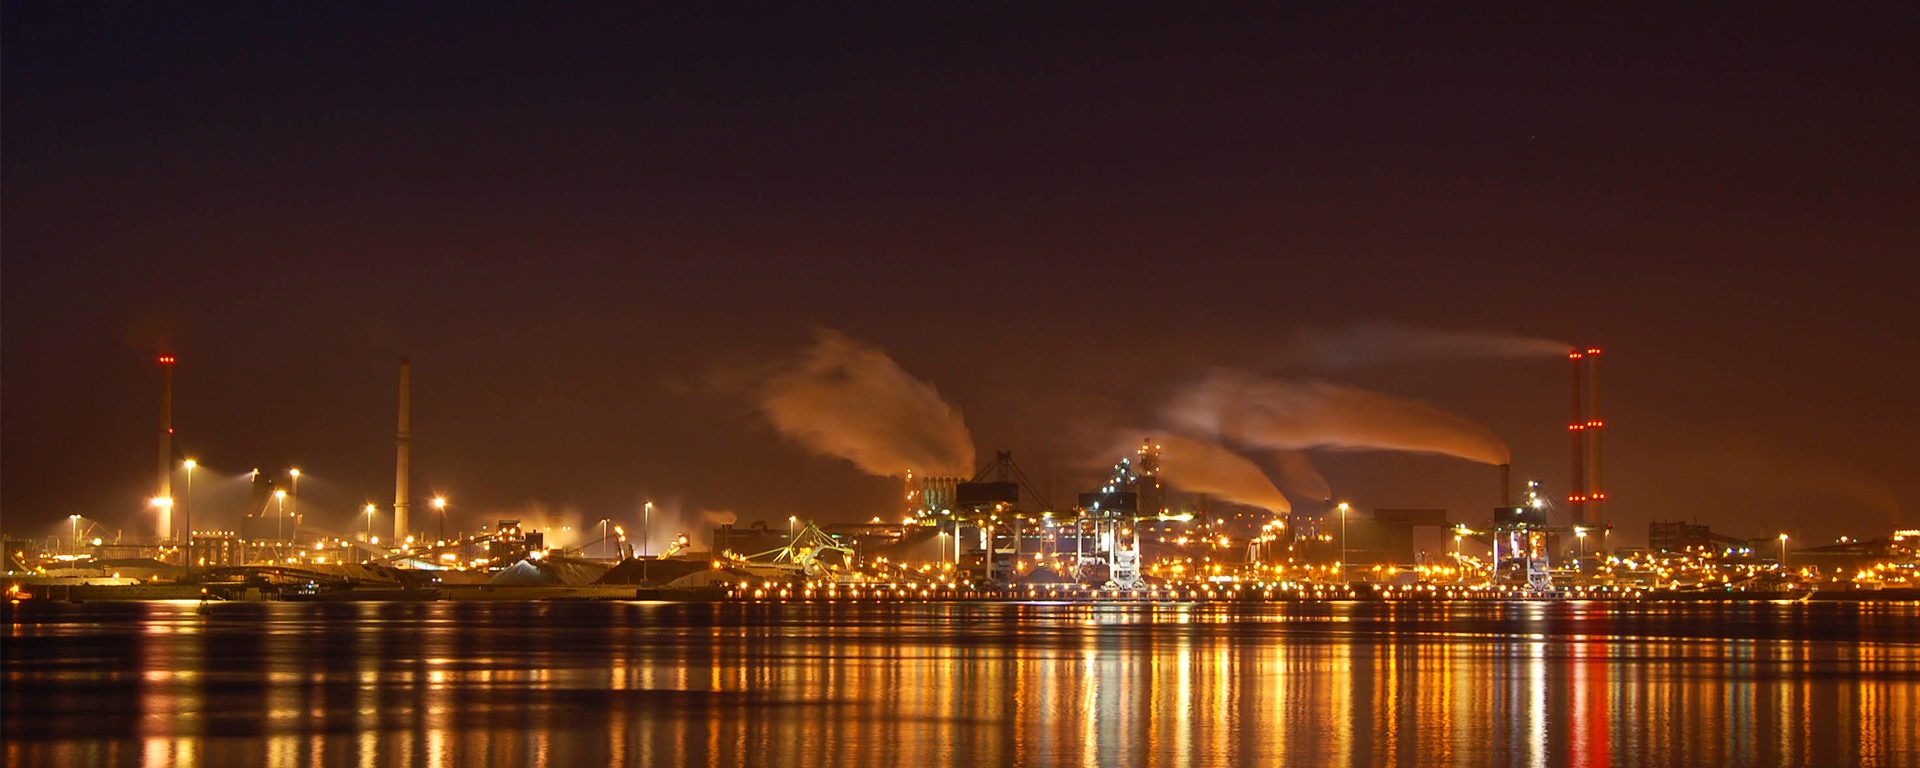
(726, 579, 1658, 603)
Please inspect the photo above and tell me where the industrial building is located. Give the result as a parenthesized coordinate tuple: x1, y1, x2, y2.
(712, 521, 792, 557)
(188, 532, 244, 568)
(1648, 520, 1749, 555)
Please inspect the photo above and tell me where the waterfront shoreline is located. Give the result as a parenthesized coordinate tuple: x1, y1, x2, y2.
(7, 580, 1915, 605)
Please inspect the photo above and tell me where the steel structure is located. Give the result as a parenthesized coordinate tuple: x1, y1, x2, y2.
(1068, 441, 1160, 589)
(741, 521, 854, 578)
(1489, 480, 1556, 592)
(906, 451, 1055, 584)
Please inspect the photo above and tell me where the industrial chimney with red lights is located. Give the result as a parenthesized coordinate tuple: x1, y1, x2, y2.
(157, 354, 175, 542)
(1568, 348, 1604, 533)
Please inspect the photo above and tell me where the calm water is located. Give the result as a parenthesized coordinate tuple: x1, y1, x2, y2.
(4, 600, 1917, 767)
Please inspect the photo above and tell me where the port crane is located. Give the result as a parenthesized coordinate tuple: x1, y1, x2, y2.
(729, 521, 855, 578)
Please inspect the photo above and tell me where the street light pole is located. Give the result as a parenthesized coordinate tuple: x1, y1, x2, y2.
(1779, 533, 1789, 571)
(1075, 512, 1085, 582)
(181, 460, 196, 551)
(1337, 502, 1350, 584)
(645, 502, 654, 557)
(362, 504, 377, 563)
(274, 490, 288, 562)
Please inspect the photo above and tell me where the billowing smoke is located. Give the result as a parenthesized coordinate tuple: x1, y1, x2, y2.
(1169, 369, 1511, 465)
(759, 330, 975, 477)
(1273, 450, 1332, 501)
(1286, 323, 1570, 368)
(1150, 434, 1293, 513)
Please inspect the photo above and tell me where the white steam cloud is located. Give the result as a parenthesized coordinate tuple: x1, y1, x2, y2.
(1286, 323, 1570, 368)
(1168, 369, 1511, 465)
(759, 329, 975, 477)
(1149, 434, 1293, 513)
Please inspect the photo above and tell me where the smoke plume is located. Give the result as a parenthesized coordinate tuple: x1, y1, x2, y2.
(1168, 369, 1511, 465)
(1285, 323, 1570, 368)
(1150, 434, 1293, 513)
(759, 330, 975, 477)
(1273, 450, 1332, 501)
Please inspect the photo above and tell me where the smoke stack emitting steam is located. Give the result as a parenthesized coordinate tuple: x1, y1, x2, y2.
(1149, 434, 1292, 513)
(738, 324, 1558, 520)
(1167, 370, 1511, 465)
(759, 330, 975, 477)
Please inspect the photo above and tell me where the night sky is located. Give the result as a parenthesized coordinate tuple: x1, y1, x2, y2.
(5, 4, 1916, 547)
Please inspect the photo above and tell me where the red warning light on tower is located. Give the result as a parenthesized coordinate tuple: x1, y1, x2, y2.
(158, 355, 176, 364)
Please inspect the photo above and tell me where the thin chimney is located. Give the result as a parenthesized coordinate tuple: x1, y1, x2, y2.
(1568, 350, 1586, 519)
(158, 354, 176, 541)
(394, 356, 411, 542)
(1584, 348, 1604, 532)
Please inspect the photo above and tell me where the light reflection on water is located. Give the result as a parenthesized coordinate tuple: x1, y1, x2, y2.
(5, 600, 1917, 767)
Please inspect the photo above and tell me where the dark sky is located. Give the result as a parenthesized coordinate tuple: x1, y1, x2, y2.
(5, 3, 1916, 547)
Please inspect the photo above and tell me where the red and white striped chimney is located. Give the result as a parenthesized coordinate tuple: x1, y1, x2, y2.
(1584, 347, 1604, 531)
(1568, 350, 1586, 517)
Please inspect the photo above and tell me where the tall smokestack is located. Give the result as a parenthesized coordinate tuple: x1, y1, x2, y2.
(158, 355, 175, 541)
(1498, 463, 1511, 507)
(1584, 348, 1603, 533)
(1568, 351, 1586, 519)
(394, 356, 411, 542)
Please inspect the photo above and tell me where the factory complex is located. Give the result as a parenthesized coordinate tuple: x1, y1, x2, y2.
(5, 352, 1916, 604)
